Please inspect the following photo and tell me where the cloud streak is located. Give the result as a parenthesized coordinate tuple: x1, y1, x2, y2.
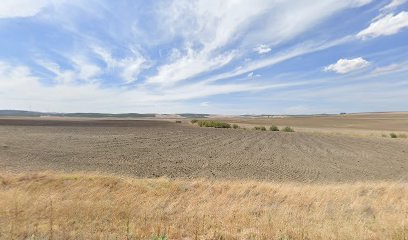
(357, 11, 408, 39)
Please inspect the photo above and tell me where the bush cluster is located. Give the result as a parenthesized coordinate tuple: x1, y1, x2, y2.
(389, 133, 407, 139)
(282, 126, 295, 132)
(192, 120, 231, 128)
(254, 126, 267, 131)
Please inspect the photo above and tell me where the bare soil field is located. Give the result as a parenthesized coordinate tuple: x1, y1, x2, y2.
(1, 117, 407, 182)
(217, 112, 408, 137)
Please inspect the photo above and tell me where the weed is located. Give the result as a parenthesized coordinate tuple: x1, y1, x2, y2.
(151, 235, 167, 240)
(270, 125, 279, 131)
(175, 120, 182, 123)
(191, 119, 198, 124)
(254, 126, 266, 131)
(232, 124, 239, 129)
(390, 133, 398, 138)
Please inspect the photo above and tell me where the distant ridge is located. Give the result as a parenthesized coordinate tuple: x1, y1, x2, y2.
(1, 110, 406, 118)
(0, 110, 155, 118)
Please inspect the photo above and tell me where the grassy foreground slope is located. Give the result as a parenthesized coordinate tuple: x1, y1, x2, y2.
(1, 172, 407, 239)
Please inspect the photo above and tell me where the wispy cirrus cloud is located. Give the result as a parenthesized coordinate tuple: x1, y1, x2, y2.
(253, 45, 271, 54)
(1, 0, 407, 114)
(0, 0, 53, 18)
(357, 11, 408, 39)
(381, 0, 407, 12)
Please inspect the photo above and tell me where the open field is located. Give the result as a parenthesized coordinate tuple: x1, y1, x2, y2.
(0, 116, 407, 239)
(1, 172, 408, 240)
(214, 112, 408, 137)
(0, 117, 408, 182)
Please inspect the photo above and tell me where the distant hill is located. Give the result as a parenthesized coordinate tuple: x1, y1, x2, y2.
(0, 110, 44, 116)
(178, 113, 209, 118)
(0, 110, 155, 118)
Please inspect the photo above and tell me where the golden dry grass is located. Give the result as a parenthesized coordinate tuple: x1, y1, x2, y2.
(1, 172, 408, 240)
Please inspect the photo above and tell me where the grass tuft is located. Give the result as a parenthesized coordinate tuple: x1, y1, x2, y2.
(270, 125, 279, 131)
(151, 235, 167, 240)
(232, 124, 239, 129)
(390, 133, 398, 138)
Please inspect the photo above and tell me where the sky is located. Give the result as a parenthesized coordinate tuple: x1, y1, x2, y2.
(0, 0, 407, 114)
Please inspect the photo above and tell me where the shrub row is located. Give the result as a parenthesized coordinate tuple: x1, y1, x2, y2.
(191, 120, 295, 132)
(191, 119, 231, 128)
(254, 126, 267, 131)
(389, 133, 407, 138)
(254, 125, 295, 132)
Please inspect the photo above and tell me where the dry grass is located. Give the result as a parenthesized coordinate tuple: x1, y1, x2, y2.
(1, 172, 408, 240)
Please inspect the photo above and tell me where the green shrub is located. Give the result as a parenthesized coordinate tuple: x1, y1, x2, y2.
(282, 126, 295, 132)
(194, 120, 231, 128)
(254, 126, 266, 131)
(270, 125, 279, 131)
(232, 124, 239, 129)
(191, 119, 198, 124)
(390, 133, 397, 138)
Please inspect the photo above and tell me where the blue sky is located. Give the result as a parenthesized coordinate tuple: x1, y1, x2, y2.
(0, 0, 407, 114)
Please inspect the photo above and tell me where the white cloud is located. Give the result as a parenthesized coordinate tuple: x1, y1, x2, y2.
(247, 72, 261, 79)
(203, 36, 354, 83)
(92, 46, 149, 83)
(200, 102, 209, 107)
(147, 49, 235, 86)
(253, 44, 271, 54)
(71, 57, 102, 82)
(0, 61, 307, 113)
(36, 59, 76, 84)
(147, 0, 371, 86)
(381, 0, 407, 11)
(324, 57, 370, 74)
(0, 0, 49, 18)
(37, 57, 102, 84)
(357, 11, 408, 39)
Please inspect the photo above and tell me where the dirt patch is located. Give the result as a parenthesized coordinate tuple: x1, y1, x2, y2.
(0, 118, 407, 182)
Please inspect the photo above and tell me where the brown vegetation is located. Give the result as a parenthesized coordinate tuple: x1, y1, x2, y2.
(1, 172, 408, 239)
